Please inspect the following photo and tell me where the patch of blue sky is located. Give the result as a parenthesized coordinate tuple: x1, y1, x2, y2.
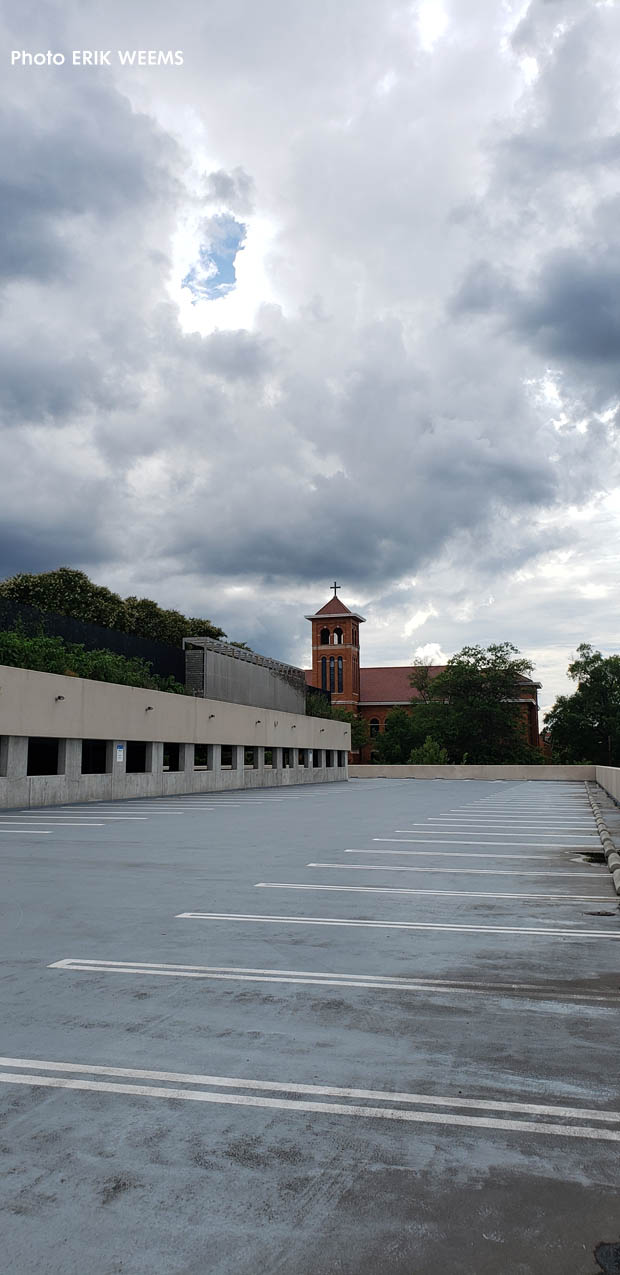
(182, 214, 247, 303)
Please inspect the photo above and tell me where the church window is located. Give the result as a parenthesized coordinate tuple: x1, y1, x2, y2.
(334, 627, 343, 645)
(320, 627, 330, 645)
(329, 656, 335, 692)
(337, 656, 343, 693)
(370, 718, 380, 737)
(321, 657, 327, 691)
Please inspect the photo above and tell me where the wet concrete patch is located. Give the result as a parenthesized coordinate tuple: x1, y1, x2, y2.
(595, 1241, 620, 1274)
(101, 1175, 139, 1205)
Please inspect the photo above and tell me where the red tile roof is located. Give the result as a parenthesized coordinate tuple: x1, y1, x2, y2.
(360, 666, 444, 703)
(314, 596, 354, 616)
(305, 664, 538, 702)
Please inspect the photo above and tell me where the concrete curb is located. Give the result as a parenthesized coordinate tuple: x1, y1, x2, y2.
(585, 781, 620, 897)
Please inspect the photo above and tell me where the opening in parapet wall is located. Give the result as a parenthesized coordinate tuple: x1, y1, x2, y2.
(194, 744, 212, 771)
(27, 736, 62, 776)
(126, 741, 150, 774)
(81, 739, 111, 775)
(163, 743, 181, 772)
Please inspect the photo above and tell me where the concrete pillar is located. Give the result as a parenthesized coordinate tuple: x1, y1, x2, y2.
(254, 748, 265, 778)
(179, 743, 193, 773)
(272, 747, 282, 770)
(110, 740, 127, 778)
(150, 742, 163, 774)
(208, 744, 221, 775)
(5, 736, 28, 779)
(62, 738, 82, 780)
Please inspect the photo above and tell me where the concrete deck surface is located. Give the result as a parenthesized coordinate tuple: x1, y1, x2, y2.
(1, 779, 619, 1274)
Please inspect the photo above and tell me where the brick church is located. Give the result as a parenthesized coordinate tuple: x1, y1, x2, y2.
(305, 586, 541, 762)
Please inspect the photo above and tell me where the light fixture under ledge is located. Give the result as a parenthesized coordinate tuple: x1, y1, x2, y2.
(255, 720, 262, 725)
(208, 713, 216, 719)
(291, 724, 296, 729)
(145, 706, 154, 712)
(55, 695, 65, 702)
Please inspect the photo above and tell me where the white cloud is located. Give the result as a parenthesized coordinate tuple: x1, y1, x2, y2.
(1, 0, 620, 715)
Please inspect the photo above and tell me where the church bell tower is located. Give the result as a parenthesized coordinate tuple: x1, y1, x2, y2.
(305, 583, 366, 709)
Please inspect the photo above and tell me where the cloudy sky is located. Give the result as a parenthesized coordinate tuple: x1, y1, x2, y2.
(2, 0, 620, 712)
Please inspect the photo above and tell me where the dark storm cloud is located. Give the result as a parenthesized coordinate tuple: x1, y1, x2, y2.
(512, 248, 620, 365)
(1, 0, 620, 689)
(0, 82, 179, 283)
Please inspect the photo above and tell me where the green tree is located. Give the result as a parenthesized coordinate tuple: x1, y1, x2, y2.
(0, 629, 187, 693)
(0, 567, 227, 645)
(408, 736, 449, 764)
(412, 643, 539, 764)
(545, 644, 620, 764)
(374, 707, 425, 763)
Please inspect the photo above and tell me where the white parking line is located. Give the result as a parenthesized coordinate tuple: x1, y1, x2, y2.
(343, 850, 562, 860)
(395, 827, 600, 838)
(375, 838, 599, 849)
(348, 861, 601, 877)
(0, 828, 51, 835)
(426, 819, 597, 828)
(1, 817, 108, 825)
(314, 856, 598, 870)
(1, 1056, 618, 1141)
(255, 882, 612, 903)
(457, 805, 590, 811)
(0, 821, 101, 829)
(176, 912, 620, 940)
(47, 959, 620, 1003)
(13, 814, 147, 821)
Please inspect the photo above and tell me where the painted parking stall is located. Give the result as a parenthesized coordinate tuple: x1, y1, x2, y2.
(3, 778, 620, 1273)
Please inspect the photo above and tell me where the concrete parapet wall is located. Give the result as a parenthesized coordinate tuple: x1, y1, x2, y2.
(0, 665, 349, 807)
(0, 665, 347, 748)
(349, 764, 596, 781)
(0, 759, 345, 809)
(595, 766, 620, 803)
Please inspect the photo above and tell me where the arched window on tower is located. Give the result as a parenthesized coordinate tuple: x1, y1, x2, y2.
(320, 627, 330, 645)
(333, 627, 343, 645)
(337, 656, 343, 693)
(329, 656, 335, 692)
(321, 657, 327, 691)
(369, 718, 380, 737)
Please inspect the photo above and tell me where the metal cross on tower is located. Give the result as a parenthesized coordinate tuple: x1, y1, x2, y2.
(332, 581, 340, 595)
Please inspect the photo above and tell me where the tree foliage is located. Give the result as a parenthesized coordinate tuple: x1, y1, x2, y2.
(0, 629, 187, 694)
(374, 706, 431, 762)
(0, 567, 227, 646)
(376, 643, 540, 764)
(545, 644, 620, 764)
(408, 736, 449, 764)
